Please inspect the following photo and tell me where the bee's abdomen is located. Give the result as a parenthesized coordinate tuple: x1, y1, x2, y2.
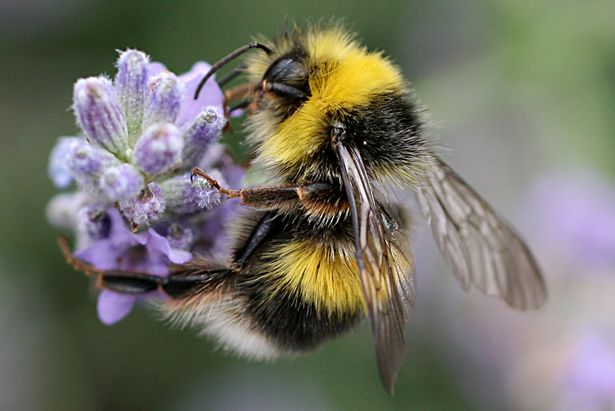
(233, 211, 364, 351)
(240, 279, 362, 351)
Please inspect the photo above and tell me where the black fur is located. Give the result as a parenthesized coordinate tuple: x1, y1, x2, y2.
(282, 91, 426, 184)
(344, 92, 426, 174)
(233, 209, 361, 351)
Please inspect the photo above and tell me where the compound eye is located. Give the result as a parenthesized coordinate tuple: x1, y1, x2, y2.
(261, 55, 310, 118)
(263, 57, 309, 95)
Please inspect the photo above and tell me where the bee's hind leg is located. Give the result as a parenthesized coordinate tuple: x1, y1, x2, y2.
(58, 237, 231, 299)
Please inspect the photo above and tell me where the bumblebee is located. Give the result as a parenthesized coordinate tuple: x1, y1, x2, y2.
(62, 24, 546, 393)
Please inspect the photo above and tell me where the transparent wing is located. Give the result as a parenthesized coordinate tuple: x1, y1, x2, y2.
(336, 141, 414, 394)
(416, 156, 547, 310)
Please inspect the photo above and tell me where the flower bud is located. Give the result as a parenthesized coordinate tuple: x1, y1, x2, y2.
(181, 106, 226, 167)
(46, 192, 92, 231)
(134, 123, 183, 175)
(142, 73, 183, 130)
(99, 164, 144, 202)
(67, 139, 118, 189)
(115, 50, 149, 141)
(159, 172, 221, 215)
(119, 183, 166, 229)
(49, 137, 79, 188)
(73, 77, 129, 158)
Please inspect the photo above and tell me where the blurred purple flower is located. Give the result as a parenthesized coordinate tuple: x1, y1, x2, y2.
(525, 171, 615, 268)
(445, 169, 615, 410)
(48, 137, 78, 188)
(76, 209, 191, 324)
(563, 331, 615, 409)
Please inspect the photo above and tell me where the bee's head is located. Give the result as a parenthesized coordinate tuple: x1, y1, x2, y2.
(197, 25, 427, 183)
(246, 27, 427, 183)
(257, 51, 311, 121)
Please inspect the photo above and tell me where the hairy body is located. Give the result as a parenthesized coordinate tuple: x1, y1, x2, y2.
(63, 24, 546, 393)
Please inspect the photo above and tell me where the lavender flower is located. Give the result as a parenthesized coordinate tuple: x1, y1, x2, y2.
(73, 77, 129, 158)
(159, 173, 222, 215)
(75, 209, 191, 324)
(48, 48, 228, 228)
(119, 183, 166, 230)
(166, 223, 195, 251)
(47, 49, 242, 324)
(440, 170, 615, 411)
(77, 206, 112, 242)
(563, 331, 615, 409)
(48, 137, 77, 188)
(181, 106, 226, 167)
(100, 163, 144, 202)
(115, 50, 148, 139)
(142, 73, 183, 130)
(525, 171, 615, 268)
(66, 139, 118, 192)
(134, 123, 183, 175)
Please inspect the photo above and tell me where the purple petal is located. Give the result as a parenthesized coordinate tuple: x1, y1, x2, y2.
(177, 61, 224, 127)
(107, 208, 141, 248)
(168, 248, 192, 264)
(146, 229, 192, 264)
(75, 240, 120, 269)
(147, 62, 167, 78)
(77, 206, 112, 241)
(199, 199, 240, 257)
(198, 143, 226, 169)
(97, 290, 137, 325)
(221, 163, 245, 189)
(198, 145, 244, 188)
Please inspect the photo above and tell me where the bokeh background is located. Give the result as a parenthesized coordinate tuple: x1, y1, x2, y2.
(2, 1, 615, 410)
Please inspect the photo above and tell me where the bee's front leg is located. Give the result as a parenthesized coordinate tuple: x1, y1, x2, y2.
(191, 167, 336, 210)
(191, 167, 241, 198)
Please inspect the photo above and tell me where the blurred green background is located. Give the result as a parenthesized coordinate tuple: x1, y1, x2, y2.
(2, 1, 615, 410)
